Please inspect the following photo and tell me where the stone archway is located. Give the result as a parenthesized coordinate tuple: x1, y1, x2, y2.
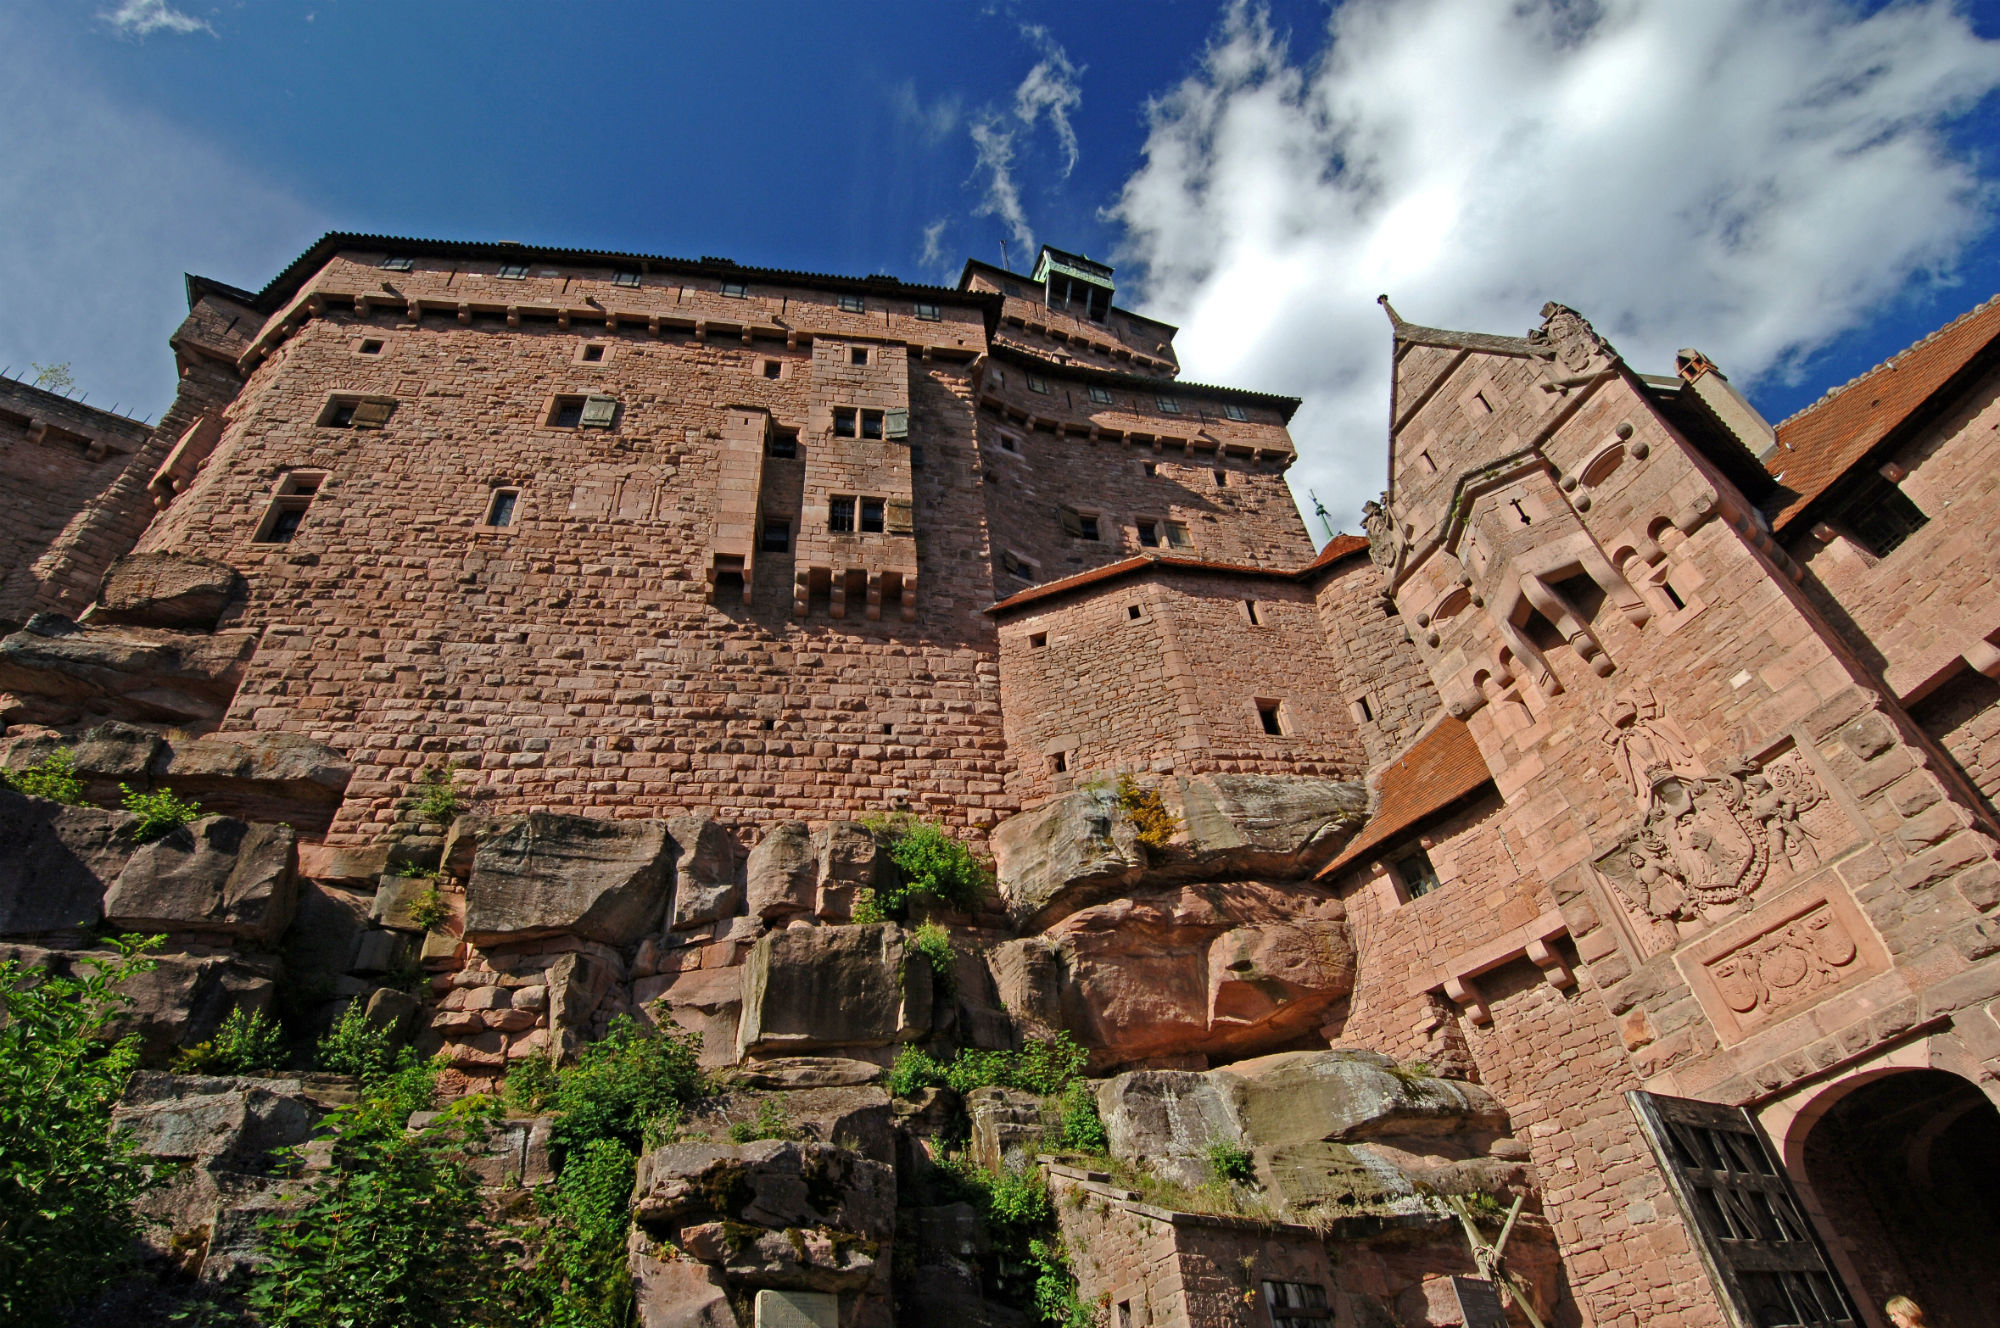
(1785, 1068, 2000, 1328)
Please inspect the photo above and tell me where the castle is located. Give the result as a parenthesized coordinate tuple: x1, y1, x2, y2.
(3, 233, 1998, 1328)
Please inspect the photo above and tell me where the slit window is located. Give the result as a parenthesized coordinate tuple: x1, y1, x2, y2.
(833, 407, 858, 438)
(484, 488, 519, 528)
(914, 301, 941, 322)
(860, 498, 885, 533)
(761, 519, 791, 552)
(1214, 469, 1228, 487)
(766, 428, 798, 459)
(498, 263, 530, 280)
(860, 409, 884, 440)
(1662, 579, 1686, 611)
(1222, 403, 1248, 422)
(837, 294, 866, 313)
(1087, 385, 1113, 405)
(612, 270, 642, 288)
(1391, 847, 1441, 899)
(1836, 472, 1930, 558)
(1243, 600, 1261, 626)
(1257, 700, 1286, 736)
(829, 496, 856, 533)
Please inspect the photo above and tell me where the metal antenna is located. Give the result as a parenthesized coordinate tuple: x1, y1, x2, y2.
(1308, 488, 1336, 540)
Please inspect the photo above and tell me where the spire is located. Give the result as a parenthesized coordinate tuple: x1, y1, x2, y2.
(1377, 294, 1406, 330)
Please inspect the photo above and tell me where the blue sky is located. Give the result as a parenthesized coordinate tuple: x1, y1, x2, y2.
(4, 0, 1999, 534)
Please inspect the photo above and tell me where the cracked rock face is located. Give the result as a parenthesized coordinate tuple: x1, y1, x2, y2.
(735, 923, 935, 1059)
(461, 812, 674, 946)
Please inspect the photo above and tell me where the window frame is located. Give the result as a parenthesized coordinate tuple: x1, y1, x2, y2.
(913, 301, 941, 322)
(611, 270, 642, 288)
(1389, 845, 1442, 900)
(1156, 395, 1182, 414)
(379, 255, 414, 272)
(828, 496, 857, 534)
(1087, 384, 1114, 405)
(484, 487, 521, 529)
(1222, 402, 1248, 422)
(836, 293, 866, 314)
(497, 262, 530, 280)
(720, 279, 748, 298)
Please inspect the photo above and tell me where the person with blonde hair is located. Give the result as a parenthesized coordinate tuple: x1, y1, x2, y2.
(1884, 1296, 1926, 1328)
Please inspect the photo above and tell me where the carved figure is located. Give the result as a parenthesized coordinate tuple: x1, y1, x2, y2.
(1530, 302, 1612, 374)
(1362, 494, 1403, 572)
(1701, 901, 1862, 1025)
(1602, 687, 1701, 803)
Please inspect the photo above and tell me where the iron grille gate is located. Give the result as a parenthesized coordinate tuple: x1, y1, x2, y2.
(1628, 1091, 1858, 1328)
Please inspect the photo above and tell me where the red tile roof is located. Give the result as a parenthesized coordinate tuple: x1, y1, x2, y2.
(987, 534, 1373, 614)
(1765, 292, 2000, 532)
(1317, 717, 1493, 877)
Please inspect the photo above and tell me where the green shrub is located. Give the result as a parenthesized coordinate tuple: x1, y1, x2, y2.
(175, 1007, 288, 1075)
(1011, 1031, 1089, 1095)
(1205, 1140, 1255, 1186)
(885, 819, 990, 911)
(0, 747, 86, 804)
(120, 783, 203, 842)
(502, 1054, 560, 1114)
(907, 920, 956, 991)
(725, 1095, 794, 1144)
(408, 884, 450, 931)
(510, 1136, 637, 1328)
(1055, 1080, 1107, 1154)
(1115, 775, 1181, 850)
(410, 765, 463, 826)
(546, 1017, 706, 1158)
(850, 887, 887, 924)
(1028, 1235, 1100, 1328)
(0, 936, 164, 1322)
(315, 1001, 412, 1084)
(885, 1032, 1091, 1099)
(887, 1045, 949, 1097)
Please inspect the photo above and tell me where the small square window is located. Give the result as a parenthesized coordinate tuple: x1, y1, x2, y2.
(851, 347, 869, 366)
(1026, 374, 1050, 394)
(581, 343, 606, 362)
(325, 402, 357, 429)
(1137, 522, 1159, 548)
(498, 263, 530, 280)
(837, 294, 866, 313)
(1392, 847, 1440, 899)
(860, 410, 884, 440)
(914, 302, 941, 322)
(1087, 385, 1113, 405)
(999, 433, 1020, 454)
(1156, 395, 1181, 414)
(761, 519, 791, 552)
(829, 496, 856, 533)
(612, 270, 642, 287)
(860, 498, 885, 533)
(1126, 604, 1142, 621)
(358, 339, 385, 356)
(379, 256, 414, 271)
(833, 407, 858, 438)
(766, 429, 798, 459)
(1354, 695, 1374, 723)
(485, 489, 519, 528)
(1051, 750, 1068, 774)
(720, 280, 748, 298)
(551, 397, 585, 429)
(763, 359, 783, 379)
(1079, 514, 1100, 541)
(1142, 461, 1157, 476)
(1028, 632, 1047, 648)
(1256, 700, 1286, 736)
(1222, 403, 1248, 422)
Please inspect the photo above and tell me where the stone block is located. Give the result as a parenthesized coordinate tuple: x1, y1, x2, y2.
(113, 1072, 320, 1167)
(631, 1241, 740, 1328)
(670, 814, 744, 929)
(631, 1139, 895, 1242)
(0, 788, 136, 934)
(746, 821, 818, 923)
(92, 551, 245, 629)
(755, 1289, 840, 1326)
(463, 812, 673, 946)
(966, 1085, 1047, 1174)
(161, 731, 354, 828)
(103, 816, 299, 945)
(736, 923, 932, 1058)
(990, 784, 1146, 930)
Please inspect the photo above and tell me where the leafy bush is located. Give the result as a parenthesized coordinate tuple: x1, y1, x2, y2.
(725, 1095, 794, 1144)
(175, 1007, 288, 1075)
(0, 747, 86, 804)
(546, 1017, 706, 1158)
(1010, 1032, 1089, 1095)
(510, 1137, 637, 1328)
(0, 936, 164, 1322)
(850, 888, 887, 924)
(907, 920, 956, 991)
(1115, 775, 1181, 850)
(1028, 1236, 1101, 1328)
(884, 1032, 1091, 1099)
(502, 1054, 560, 1115)
(887, 1045, 948, 1097)
(120, 782, 203, 842)
(1055, 1080, 1107, 1154)
(408, 884, 450, 931)
(1205, 1140, 1255, 1186)
(244, 1065, 515, 1328)
(315, 1001, 413, 1084)
(410, 765, 463, 826)
(856, 815, 991, 918)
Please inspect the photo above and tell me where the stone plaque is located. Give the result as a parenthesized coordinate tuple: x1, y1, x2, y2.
(1451, 1276, 1509, 1328)
(754, 1288, 838, 1328)
(1678, 883, 1892, 1046)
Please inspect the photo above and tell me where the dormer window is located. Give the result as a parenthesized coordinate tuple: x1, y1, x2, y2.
(612, 270, 642, 287)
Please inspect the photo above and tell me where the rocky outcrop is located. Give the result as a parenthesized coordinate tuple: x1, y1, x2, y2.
(736, 923, 935, 1059)
(966, 1086, 1046, 1174)
(667, 814, 743, 930)
(995, 881, 1354, 1068)
(158, 732, 353, 829)
(636, 964, 744, 1069)
(0, 616, 257, 727)
(991, 774, 1365, 929)
(0, 788, 137, 933)
(745, 821, 818, 924)
(91, 552, 245, 630)
(462, 813, 674, 946)
(103, 817, 299, 945)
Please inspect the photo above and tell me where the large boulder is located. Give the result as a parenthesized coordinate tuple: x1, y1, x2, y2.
(631, 1139, 896, 1243)
(0, 788, 137, 934)
(815, 822, 891, 922)
(0, 942, 275, 1062)
(0, 618, 257, 725)
(668, 815, 743, 930)
(1213, 1048, 1508, 1146)
(636, 965, 744, 1069)
(160, 731, 354, 830)
(966, 1086, 1047, 1174)
(736, 923, 934, 1059)
(113, 1072, 320, 1168)
(91, 552, 246, 630)
(1038, 882, 1353, 1068)
(1171, 774, 1368, 878)
(1, 720, 164, 801)
(745, 821, 818, 924)
(103, 816, 299, 944)
(463, 813, 673, 946)
(990, 784, 1146, 931)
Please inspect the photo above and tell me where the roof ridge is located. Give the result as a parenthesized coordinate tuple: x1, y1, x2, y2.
(1773, 289, 2000, 433)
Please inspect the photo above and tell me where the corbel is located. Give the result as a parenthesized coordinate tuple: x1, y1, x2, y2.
(1525, 936, 1575, 989)
(354, 294, 371, 316)
(1444, 974, 1491, 1026)
(647, 315, 660, 337)
(458, 304, 473, 326)
(506, 307, 522, 328)
(405, 297, 423, 321)
(556, 308, 572, 330)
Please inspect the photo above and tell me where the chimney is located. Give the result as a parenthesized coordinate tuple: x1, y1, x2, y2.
(1676, 349, 1778, 462)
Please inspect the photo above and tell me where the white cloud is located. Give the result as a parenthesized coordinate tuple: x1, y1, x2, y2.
(1111, 0, 2000, 537)
(971, 112, 1035, 255)
(101, 0, 212, 37)
(892, 81, 961, 145)
(969, 24, 1087, 257)
(0, 12, 320, 419)
(920, 218, 950, 270)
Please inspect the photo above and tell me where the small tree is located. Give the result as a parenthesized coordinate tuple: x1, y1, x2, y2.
(31, 361, 75, 393)
(0, 937, 164, 1322)
(0, 747, 86, 804)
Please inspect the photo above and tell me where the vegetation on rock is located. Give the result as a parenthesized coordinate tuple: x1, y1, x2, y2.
(906, 919, 957, 991)
(120, 783, 203, 842)
(1204, 1139, 1255, 1185)
(887, 1030, 1090, 1098)
(174, 1007, 288, 1075)
(0, 747, 86, 804)
(315, 1001, 416, 1083)
(1114, 775, 1181, 850)
(858, 814, 993, 917)
(409, 765, 464, 826)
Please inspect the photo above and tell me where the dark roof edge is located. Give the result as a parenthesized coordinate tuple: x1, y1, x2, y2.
(224, 233, 1008, 316)
(0, 370, 153, 430)
(957, 257, 1181, 336)
(184, 272, 261, 311)
(987, 535, 1374, 616)
(987, 344, 1301, 418)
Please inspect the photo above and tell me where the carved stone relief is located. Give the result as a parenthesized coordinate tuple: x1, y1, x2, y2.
(1593, 689, 1836, 957)
(1528, 302, 1615, 376)
(1680, 886, 1891, 1045)
(1363, 494, 1403, 573)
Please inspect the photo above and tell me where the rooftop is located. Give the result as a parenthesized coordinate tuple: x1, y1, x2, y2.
(1317, 716, 1493, 877)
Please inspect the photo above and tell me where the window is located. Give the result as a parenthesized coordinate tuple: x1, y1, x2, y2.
(1142, 461, 1157, 476)
(1836, 472, 1930, 558)
(612, 270, 642, 287)
(763, 359, 783, 379)
(1214, 469, 1228, 487)
(552, 397, 584, 429)
(1050, 751, 1068, 774)
(485, 488, 519, 528)
(766, 428, 798, 459)
(379, 255, 414, 271)
(860, 498, 885, 533)
(1262, 1280, 1331, 1327)
(1059, 506, 1100, 541)
(829, 496, 856, 533)
(833, 407, 858, 438)
(999, 433, 1020, 454)
(498, 263, 530, 280)
(1243, 600, 1261, 626)
(860, 409, 884, 440)
(837, 294, 866, 313)
(990, 368, 1005, 387)
(1222, 402, 1248, 422)
(1126, 604, 1142, 621)
(1156, 395, 1182, 414)
(1257, 700, 1287, 736)
(320, 397, 395, 429)
(325, 401, 356, 429)
(254, 473, 323, 545)
(580, 343, 606, 363)
(1392, 847, 1441, 899)
(1087, 385, 1113, 405)
(358, 339, 384, 356)
(1355, 695, 1374, 723)
(914, 301, 941, 322)
(720, 280, 747, 298)
(1026, 374, 1050, 394)
(850, 347, 869, 366)
(1028, 632, 1047, 648)
(549, 395, 618, 429)
(761, 519, 791, 552)
(1001, 550, 1036, 582)
(1138, 518, 1191, 550)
